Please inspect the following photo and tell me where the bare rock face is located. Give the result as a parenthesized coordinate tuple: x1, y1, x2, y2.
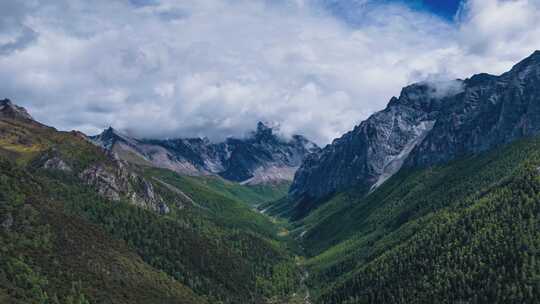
(0, 99, 34, 121)
(218, 123, 320, 184)
(290, 50, 540, 212)
(91, 122, 319, 185)
(406, 51, 540, 167)
(42, 156, 73, 172)
(33, 149, 73, 172)
(79, 159, 170, 214)
(289, 82, 445, 202)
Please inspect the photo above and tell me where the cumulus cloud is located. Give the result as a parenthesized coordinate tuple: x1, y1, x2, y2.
(0, 0, 539, 145)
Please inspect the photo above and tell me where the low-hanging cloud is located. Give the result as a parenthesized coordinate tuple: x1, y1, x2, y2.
(1, 0, 540, 145)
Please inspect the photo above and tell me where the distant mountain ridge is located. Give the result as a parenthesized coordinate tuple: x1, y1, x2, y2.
(290, 50, 540, 211)
(91, 122, 320, 185)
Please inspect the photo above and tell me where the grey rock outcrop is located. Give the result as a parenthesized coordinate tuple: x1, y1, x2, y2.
(290, 82, 445, 201)
(79, 159, 170, 214)
(42, 156, 73, 172)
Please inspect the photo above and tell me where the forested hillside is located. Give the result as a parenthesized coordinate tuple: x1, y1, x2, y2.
(286, 137, 540, 303)
(0, 110, 301, 303)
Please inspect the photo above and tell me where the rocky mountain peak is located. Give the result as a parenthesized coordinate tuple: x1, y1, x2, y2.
(253, 121, 278, 143)
(405, 50, 540, 169)
(511, 50, 540, 70)
(290, 50, 540, 213)
(92, 126, 139, 150)
(464, 73, 497, 86)
(100, 126, 119, 139)
(92, 121, 319, 185)
(0, 98, 34, 121)
(289, 85, 441, 205)
(388, 80, 463, 112)
(256, 121, 272, 133)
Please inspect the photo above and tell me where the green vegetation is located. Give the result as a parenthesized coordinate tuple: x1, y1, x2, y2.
(143, 168, 283, 236)
(291, 137, 540, 303)
(0, 116, 300, 304)
(5, 112, 540, 304)
(173, 173, 290, 207)
(0, 160, 204, 304)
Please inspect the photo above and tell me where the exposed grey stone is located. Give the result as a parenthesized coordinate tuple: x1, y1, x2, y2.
(42, 156, 72, 172)
(289, 82, 444, 201)
(406, 51, 540, 168)
(79, 159, 170, 214)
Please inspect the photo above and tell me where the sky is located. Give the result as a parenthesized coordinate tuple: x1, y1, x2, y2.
(1, 0, 540, 145)
(409, 0, 462, 19)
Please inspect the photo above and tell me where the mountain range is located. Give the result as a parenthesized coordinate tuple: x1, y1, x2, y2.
(2, 51, 540, 304)
(91, 122, 319, 185)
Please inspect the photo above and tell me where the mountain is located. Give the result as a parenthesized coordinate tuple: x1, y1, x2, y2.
(92, 121, 319, 185)
(4, 51, 540, 304)
(289, 82, 442, 204)
(300, 136, 540, 304)
(263, 51, 540, 303)
(290, 50, 540, 215)
(0, 101, 302, 303)
(407, 50, 540, 167)
(0, 98, 34, 121)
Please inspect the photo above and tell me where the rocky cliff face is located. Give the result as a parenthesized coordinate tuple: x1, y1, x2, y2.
(406, 51, 540, 167)
(92, 122, 319, 185)
(290, 83, 445, 201)
(219, 123, 320, 184)
(291, 50, 540, 204)
(79, 158, 170, 214)
(0, 99, 34, 121)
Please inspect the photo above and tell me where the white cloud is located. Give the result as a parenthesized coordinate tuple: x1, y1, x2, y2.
(0, 0, 540, 145)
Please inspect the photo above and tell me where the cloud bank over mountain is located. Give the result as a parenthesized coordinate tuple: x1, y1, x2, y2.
(1, 0, 539, 144)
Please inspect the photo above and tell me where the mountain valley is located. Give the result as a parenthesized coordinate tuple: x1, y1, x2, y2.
(2, 51, 540, 304)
